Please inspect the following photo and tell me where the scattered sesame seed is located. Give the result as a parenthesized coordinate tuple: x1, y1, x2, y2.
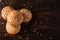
(37, 32, 39, 34)
(28, 2, 30, 4)
(1, 22, 4, 24)
(27, 34, 30, 36)
(24, 30, 27, 33)
(33, 30, 36, 32)
(50, 37, 52, 39)
(19, 36, 22, 39)
(31, 6, 33, 8)
(44, 25, 47, 28)
(40, 26, 43, 28)
(33, 24, 35, 27)
(35, 21, 37, 25)
(26, 37, 29, 40)
(40, 33, 43, 36)
(4, 33, 7, 37)
(23, 4, 26, 6)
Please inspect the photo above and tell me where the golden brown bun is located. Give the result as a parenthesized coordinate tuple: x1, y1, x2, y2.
(19, 8, 32, 22)
(6, 23, 21, 34)
(1, 6, 14, 20)
(7, 10, 24, 25)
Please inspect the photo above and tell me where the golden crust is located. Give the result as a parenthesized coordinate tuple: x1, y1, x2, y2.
(1, 6, 14, 20)
(7, 10, 24, 25)
(19, 8, 32, 22)
(6, 23, 21, 34)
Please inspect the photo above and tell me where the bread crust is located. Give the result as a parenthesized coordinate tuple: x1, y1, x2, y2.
(7, 10, 24, 25)
(6, 23, 21, 34)
(1, 6, 14, 20)
(20, 8, 32, 22)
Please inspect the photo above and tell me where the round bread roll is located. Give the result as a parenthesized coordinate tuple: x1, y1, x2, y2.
(19, 8, 32, 22)
(6, 23, 21, 34)
(1, 6, 14, 20)
(7, 10, 24, 25)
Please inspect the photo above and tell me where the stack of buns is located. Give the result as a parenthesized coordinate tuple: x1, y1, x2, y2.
(1, 6, 32, 34)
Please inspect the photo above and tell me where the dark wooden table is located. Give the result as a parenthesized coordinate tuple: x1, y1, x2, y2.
(0, 0, 60, 40)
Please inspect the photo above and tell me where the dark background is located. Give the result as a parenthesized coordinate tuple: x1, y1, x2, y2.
(0, 0, 60, 40)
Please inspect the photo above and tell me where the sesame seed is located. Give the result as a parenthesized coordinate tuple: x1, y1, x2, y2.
(26, 37, 29, 40)
(50, 37, 52, 39)
(23, 4, 26, 6)
(4, 33, 7, 37)
(1, 22, 4, 24)
(19, 36, 22, 39)
(40, 33, 43, 36)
